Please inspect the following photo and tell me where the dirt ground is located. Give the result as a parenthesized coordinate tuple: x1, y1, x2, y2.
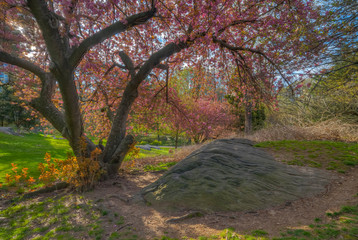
(81, 164, 358, 239)
(1, 144, 357, 239)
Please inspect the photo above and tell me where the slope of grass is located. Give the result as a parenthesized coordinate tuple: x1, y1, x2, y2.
(143, 161, 177, 172)
(137, 148, 173, 159)
(0, 133, 72, 182)
(255, 140, 358, 173)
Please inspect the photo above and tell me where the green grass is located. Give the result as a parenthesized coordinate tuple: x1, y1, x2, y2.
(136, 148, 174, 159)
(255, 140, 358, 173)
(0, 132, 72, 182)
(0, 195, 138, 240)
(143, 161, 177, 172)
(0, 132, 174, 183)
(0, 195, 98, 240)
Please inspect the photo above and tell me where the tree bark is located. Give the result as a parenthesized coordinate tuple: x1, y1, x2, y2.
(244, 101, 253, 135)
(175, 128, 179, 149)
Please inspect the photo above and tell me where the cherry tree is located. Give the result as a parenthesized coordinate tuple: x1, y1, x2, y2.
(0, 0, 323, 176)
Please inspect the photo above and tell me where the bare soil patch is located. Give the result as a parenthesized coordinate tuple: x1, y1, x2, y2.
(81, 165, 358, 239)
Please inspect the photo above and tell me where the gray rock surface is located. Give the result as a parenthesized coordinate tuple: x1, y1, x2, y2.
(0, 127, 22, 136)
(138, 145, 152, 151)
(137, 145, 161, 151)
(139, 138, 332, 212)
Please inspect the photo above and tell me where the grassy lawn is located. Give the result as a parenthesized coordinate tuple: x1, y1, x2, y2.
(0, 133, 72, 182)
(0, 132, 174, 183)
(136, 148, 173, 159)
(255, 140, 358, 173)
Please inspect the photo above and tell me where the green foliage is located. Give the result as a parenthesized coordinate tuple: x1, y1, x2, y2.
(339, 205, 358, 215)
(152, 140, 162, 146)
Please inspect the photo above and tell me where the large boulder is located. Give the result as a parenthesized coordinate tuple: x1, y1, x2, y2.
(138, 138, 332, 212)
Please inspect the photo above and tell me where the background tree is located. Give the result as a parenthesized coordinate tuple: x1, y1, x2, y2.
(276, 0, 358, 127)
(0, 74, 38, 128)
(307, 0, 358, 82)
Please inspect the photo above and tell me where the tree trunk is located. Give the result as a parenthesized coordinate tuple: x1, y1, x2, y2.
(102, 42, 189, 171)
(175, 128, 179, 149)
(157, 122, 160, 141)
(244, 101, 253, 135)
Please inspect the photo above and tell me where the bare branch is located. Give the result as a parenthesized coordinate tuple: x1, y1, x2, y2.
(104, 63, 126, 76)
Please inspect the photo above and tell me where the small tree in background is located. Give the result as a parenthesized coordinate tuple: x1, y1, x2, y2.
(0, 78, 38, 129)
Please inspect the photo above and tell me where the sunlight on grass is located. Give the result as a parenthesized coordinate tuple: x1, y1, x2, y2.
(0, 132, 72, 182)
(137, 148, 173, 159)
(0, 133, 175, 183)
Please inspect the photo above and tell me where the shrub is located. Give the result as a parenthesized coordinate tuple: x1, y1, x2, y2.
(151, 140, 162, 146)
(5, 163, 36, 187)
(3, 138, 103, 192)
(38, 138, 104, 191)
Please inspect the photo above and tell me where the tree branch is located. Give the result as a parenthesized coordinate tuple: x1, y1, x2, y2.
(110, 134, 135, 164)
(118, 51, 135, 78)
(104, 63, 126, 76)
(27, 0, 65, 64)
(69, 8, 157, 68)
(213, 37, 294, 91)
(0, 51, 47, 79)
(155, 63, 169, 70)
(102, 40, 190, 162)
